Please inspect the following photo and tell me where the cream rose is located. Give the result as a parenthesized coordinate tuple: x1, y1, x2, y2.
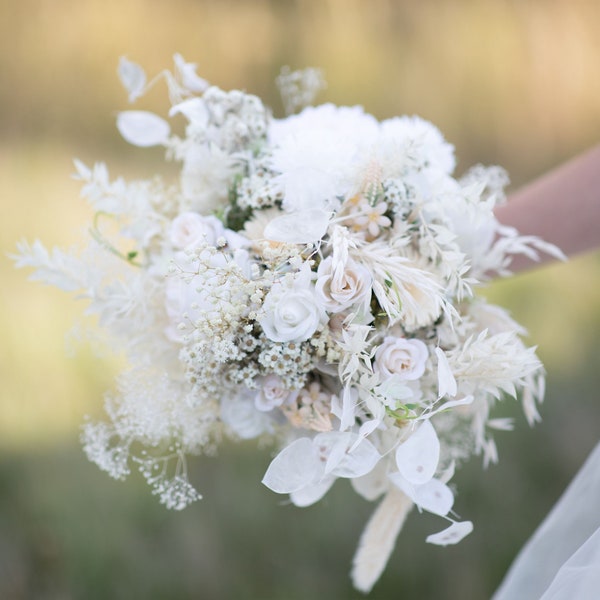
(374, 336, 428, 381)
(315, 256, 372, 313)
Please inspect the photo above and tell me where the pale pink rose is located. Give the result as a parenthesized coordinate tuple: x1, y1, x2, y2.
(374, 336, 428, 381)
(255, 375, 294, 412)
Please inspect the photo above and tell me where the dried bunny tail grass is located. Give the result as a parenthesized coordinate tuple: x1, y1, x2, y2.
(351, 488, 413, 594)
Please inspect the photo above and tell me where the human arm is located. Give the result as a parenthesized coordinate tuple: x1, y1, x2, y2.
(494, 145, 600, 272)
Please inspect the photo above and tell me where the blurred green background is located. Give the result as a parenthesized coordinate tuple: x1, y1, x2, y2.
(1, 1, 599, 598)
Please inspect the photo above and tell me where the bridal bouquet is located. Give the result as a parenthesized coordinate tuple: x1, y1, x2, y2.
(14, 56, 562, 592)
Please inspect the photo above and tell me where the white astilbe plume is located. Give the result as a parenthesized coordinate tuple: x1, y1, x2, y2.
(352, 488, 414, 593)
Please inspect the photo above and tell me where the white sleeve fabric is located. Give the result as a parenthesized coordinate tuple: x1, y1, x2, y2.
(493, 441, 600, 600)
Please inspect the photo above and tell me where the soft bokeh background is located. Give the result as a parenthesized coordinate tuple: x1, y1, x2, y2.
(1, 1, 599, 598)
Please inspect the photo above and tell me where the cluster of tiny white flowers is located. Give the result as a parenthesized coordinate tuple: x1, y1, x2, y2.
(276, 65, 327, 116)
(13, 55, 565, 593)
(186, 86, 269, 153)
(235, 165, 284, 210)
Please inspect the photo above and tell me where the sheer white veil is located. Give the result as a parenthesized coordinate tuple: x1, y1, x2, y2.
(493, 441, 600, 599)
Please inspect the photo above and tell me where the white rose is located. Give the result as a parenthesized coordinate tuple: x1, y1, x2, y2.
(170, 211, 248, 254)
(260, 285, 325, 343)
(255, 375, 294, 412)
(315, 256, 372, 313)
(374, 336, 429, 381)
(169, 212, 226, 248)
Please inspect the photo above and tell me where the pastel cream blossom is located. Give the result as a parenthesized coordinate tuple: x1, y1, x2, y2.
(351, 200, 392, 238)
(374, 336, 428, 381)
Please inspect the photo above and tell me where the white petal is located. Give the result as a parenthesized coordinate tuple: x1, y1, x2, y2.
(261, 438, 321, 494)
(322, 432, 350, 474)
(263, 209, 331, 243)
(435, 347, 457, 398)
(395, 421, 440, 485)
(331, 438, 381, 479)
(351, 418, 381, 450)
(415, 395, 474, 420)
(351, 460, 390, 501)
(117, 57, 146, 102)
(72, 159, 91, 181)
(313, 432, 380, 479)
(389, 472, 454, 516)
(413, 478, 454, 516)
(374, 376, 414, 403)
(290, 475, 335, 507)
(169, 97, 209, 126)
(173, 53, 209, 92)
(339, 384, 358, 432)
(116, 111, 170, 147)
(426, 521, 473, 546)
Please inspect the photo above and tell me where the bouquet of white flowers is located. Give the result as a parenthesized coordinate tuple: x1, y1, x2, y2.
(14, 55, 563, 592)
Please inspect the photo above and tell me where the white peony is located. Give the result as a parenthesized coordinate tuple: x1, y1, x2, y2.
(374, 336, 429, 381)
(269, 104, 379, 213)
(377, 115, 456, 177)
